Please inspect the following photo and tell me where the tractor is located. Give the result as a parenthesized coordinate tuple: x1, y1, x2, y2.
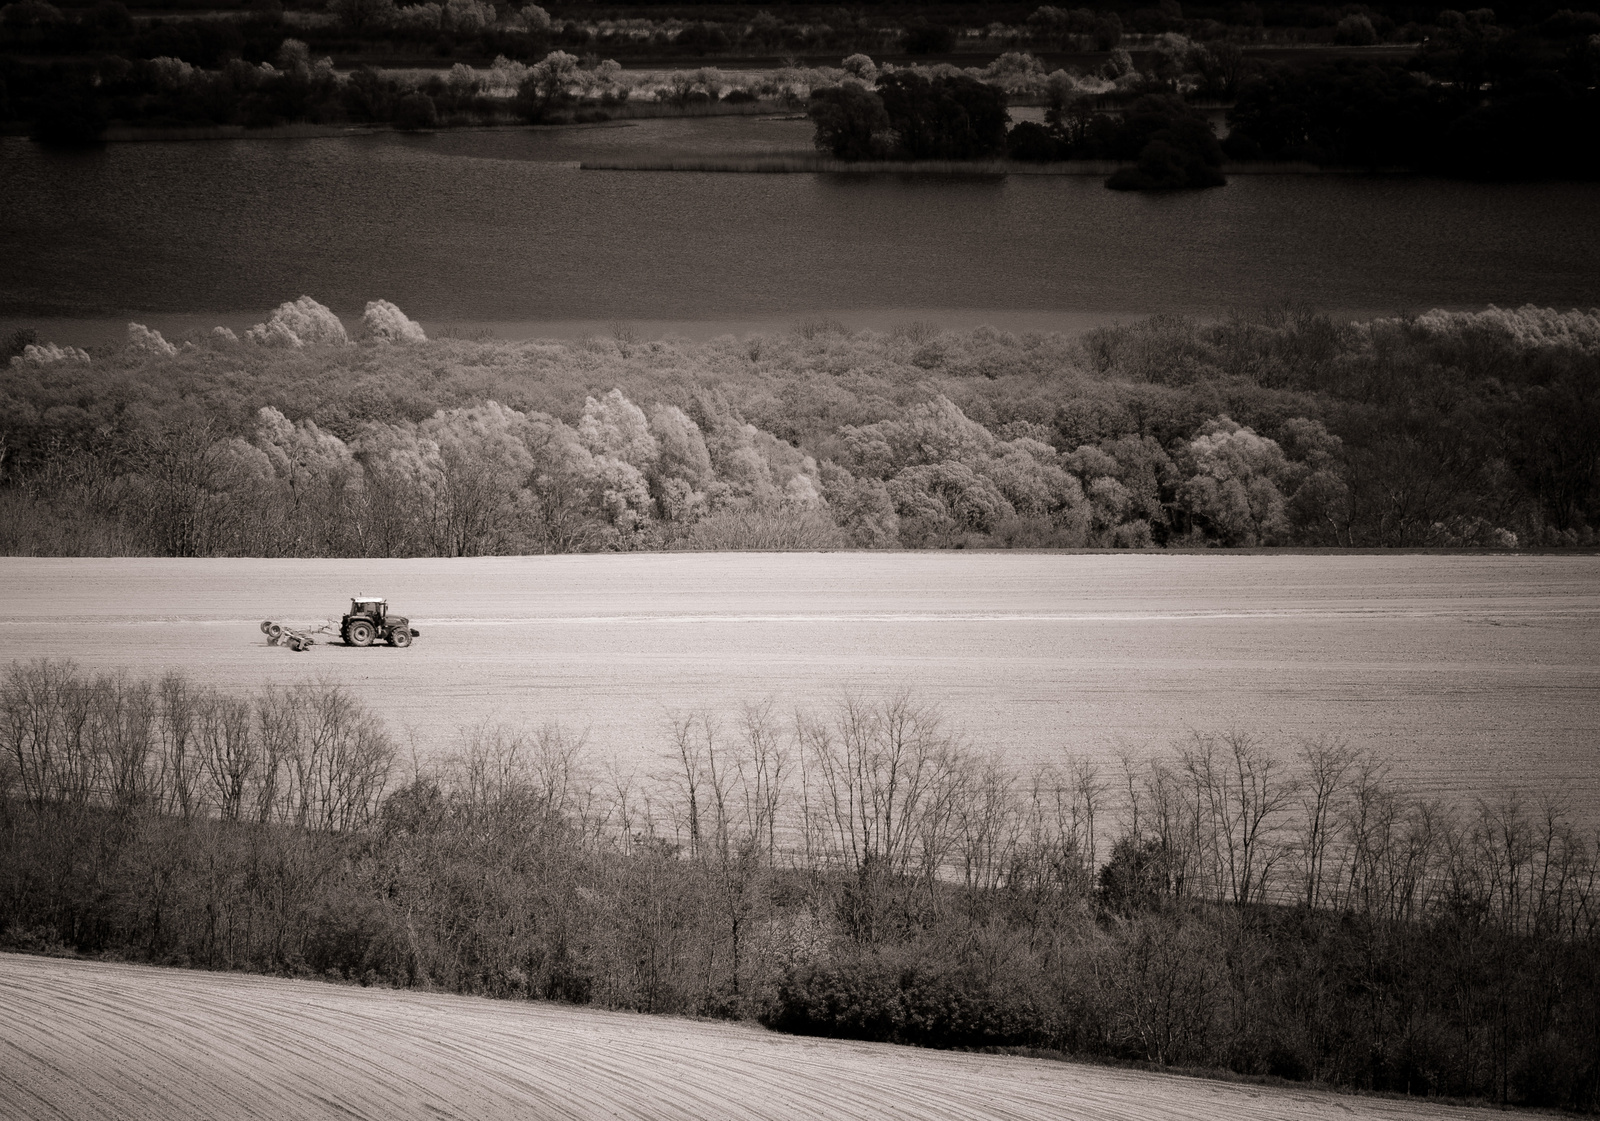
(341, 597, 420, 648)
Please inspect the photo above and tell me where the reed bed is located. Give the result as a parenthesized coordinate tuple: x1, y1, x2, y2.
(579, 157, 1123, 175)
(577, 158, 1371, 175)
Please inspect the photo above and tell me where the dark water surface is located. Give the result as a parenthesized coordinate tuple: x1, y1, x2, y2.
(3, 121, 1598, 339)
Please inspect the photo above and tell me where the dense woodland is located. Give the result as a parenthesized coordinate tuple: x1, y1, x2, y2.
(3, 659, 1597, 1110)
(3, 300, 1598, 555)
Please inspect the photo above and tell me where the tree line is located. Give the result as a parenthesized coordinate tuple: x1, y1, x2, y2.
(4, 302, 1597, 554)
(8, 2, 1596, 183)
(804, 15, 1600, 183)
(2, 658, 1596, 1110)
(1218, 14, 1600, 180)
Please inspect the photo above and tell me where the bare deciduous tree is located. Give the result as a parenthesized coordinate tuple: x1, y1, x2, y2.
(1295, 735, 1357, 908)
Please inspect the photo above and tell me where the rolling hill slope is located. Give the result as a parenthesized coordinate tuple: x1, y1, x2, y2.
(0, 953, 1492, 1121)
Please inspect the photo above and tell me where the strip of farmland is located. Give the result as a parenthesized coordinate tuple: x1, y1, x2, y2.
(0, 953, 1492, 1121)
(1, 553, 1596, 809)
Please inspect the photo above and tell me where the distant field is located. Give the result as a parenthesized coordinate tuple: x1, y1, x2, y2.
(0, 953, 1492, 1121)
(1, 553, 1596, 808)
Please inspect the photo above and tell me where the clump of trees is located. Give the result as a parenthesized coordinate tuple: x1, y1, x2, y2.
(1, 660, 395, 831)
(4, 660, 1598, 1110)
(810, 70, 1009, 161)
(5, 303, 1597, 554)
(806, 51, 1229, 184)
(1223, 48, 1600, 179)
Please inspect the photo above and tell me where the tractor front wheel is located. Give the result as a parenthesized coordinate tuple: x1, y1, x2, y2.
(348, 620, 375, 647)
(389, 628, 413, 648)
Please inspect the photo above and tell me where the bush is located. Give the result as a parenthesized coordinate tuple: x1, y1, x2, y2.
(901, 18, 955, 55)
(1264, 1040, 1311, 1081)
(1512, 1031, 1583, 1108)
(765, 950, 1056, 1050)
(1333, 14, 1378, 45)
(393, 91, 437, 131)
(809, 83, 889, 160)
(1006, 120, 1064, 162)
(877, 71, 1009, 160)
(303, 894, 408, 982)
(2, 327, 38, 365)
(30, 86, 107, 147)
(673, 508, 846, 551)
(1104, 96, 1225, 190)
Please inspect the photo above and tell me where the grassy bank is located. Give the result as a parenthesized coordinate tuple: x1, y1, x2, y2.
(92, 102, 781, 144)
(582, 156, 1110, 175)
(98, 118, 644, 143)
(102, 122, 386, 143)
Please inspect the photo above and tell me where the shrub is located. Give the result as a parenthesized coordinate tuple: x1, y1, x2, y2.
(126, 323, 177, 358)
(1333, 14, 1378, 45)
(246, 295, 349, 347)
(2, 327, 38, 364)
(765, 950, 1056, 1049)
(394, 91, 438, 131)
(361, 299, 427, 343)
(1007, 120, 1064, 162)
(672, 508, 846, 551)
(877, 71, 1009, 160)
(1512, 1031, 1583, 1108)
(30, 86, 107, 147)
(1104, 95, 1225, 190)
(901, 17, 956, 55)
(809, 84, 889, 160)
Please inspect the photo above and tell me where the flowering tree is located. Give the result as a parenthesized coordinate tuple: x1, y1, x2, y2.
(1173, 417, 1293, 545)
(516, 50, 582, 121)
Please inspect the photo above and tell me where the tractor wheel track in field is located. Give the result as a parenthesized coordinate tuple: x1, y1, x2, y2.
(1, 953, 1488, 1121)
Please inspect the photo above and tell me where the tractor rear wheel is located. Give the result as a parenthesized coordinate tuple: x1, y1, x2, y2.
(348, 619, 375, 647)
(389, 628, 412, 648)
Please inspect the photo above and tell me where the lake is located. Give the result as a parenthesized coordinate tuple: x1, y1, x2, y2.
(3, 120, 1599, 345)
(1, 553, 1596, 814)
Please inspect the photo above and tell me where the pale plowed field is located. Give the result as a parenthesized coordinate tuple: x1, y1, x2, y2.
(0, 952, 1490, 1121)
(1, 553, 1596, 806)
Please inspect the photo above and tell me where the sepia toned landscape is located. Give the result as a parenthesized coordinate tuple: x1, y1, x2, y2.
(5, 0, 1600, 1115)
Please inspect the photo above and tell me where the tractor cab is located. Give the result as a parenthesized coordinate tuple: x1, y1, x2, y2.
(350, 597, 387, 620)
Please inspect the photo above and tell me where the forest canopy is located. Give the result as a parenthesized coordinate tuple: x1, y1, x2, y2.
(3, 299, 1598, 556)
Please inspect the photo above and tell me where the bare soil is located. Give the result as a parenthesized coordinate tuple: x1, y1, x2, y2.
(1, 552, 1595, 809)
(0, 952, 1493, 1121)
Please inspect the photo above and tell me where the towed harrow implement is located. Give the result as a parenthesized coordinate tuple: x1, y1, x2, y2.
(259, 620, 329, 651)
